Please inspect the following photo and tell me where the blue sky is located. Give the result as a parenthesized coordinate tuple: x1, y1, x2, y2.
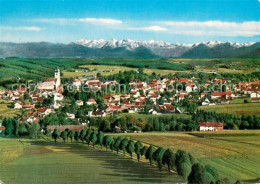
(0, 0, 259, 43)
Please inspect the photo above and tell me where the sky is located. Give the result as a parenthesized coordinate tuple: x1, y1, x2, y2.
(0, 0, 260, 44)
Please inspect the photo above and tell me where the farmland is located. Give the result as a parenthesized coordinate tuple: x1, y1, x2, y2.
(0, 99, 23, 119)
(0, 138, 184, 184)
(198, 103, 260, 116)
(109, 131, 260, 182)
(111, 113, 192, 122)
(1, 58, 259, 85)
(63, 64, 187, 78)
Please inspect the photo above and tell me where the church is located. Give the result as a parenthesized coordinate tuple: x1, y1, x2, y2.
(36, 67, 61, 91)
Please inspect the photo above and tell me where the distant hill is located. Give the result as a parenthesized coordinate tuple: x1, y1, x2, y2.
(0, 40, 259, 58)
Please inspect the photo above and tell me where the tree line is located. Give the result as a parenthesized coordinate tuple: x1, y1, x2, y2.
(50, 128, 224, 183)
(193, 110, 260, 130)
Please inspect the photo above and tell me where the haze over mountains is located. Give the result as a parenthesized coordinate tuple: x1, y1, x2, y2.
(0, 39, 259, 58)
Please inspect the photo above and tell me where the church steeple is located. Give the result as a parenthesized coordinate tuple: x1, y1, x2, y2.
(54, 67, 61, 88)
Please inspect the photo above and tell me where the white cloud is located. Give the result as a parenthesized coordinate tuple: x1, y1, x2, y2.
(128, 26, 167, 32)
(32, 17, 122, 25)
(77, 18, 122, 25)
(0, 26, 42, 31)
(162, 21, 260, 37)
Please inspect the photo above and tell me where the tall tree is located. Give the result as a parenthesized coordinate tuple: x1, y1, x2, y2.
(97, 131, 104, 148)
(126, 140, 135, 158)
(90, 130, 98, 147)
(103, 135, 112, 150)
(119, 137, 129, 155)
(28, 123, 40, 139)
(153, 147, 165, 171)
(74, 131, 80, 142)
(60, 130, 68, 143)
(52, 129, 60, 143)
(68, 130, 75, 143)
(134, 141, 143, 162)
(162, 149, 175, 172)
(175, 150, 192, 179)
(145, 145, 155, 164)
(141, 146, 148, 157)
(85, 129, 92, 146)
(79, 129, 86, 143)
(114, 137, 123, 154)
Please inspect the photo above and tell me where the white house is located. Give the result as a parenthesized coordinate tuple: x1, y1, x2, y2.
(73, 79, 81, 90)
(87, 98, 97, 105)
(76, 100, 84, 106)
(14, 102, 23, 109)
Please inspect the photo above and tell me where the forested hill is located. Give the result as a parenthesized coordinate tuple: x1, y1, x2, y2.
(0, 41, 259, 58)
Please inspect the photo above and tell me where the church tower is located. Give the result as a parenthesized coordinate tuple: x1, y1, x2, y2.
(55, 67, 61, 87)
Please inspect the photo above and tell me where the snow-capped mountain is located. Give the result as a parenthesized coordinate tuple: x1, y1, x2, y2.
(75, 39, 256, 50)
(75, 39, 192, 50)
(0, 40, 259, 58)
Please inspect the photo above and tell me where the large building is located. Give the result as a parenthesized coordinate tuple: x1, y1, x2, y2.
(37, 68, 61, 91)
(198, 122, 224, 131)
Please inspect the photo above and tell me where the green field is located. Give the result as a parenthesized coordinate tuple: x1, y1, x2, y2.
(0, 99, 24, 119)
(112, 113, 192, 122)
(109, 131, 260, 182)
(0, 58, 186, 84)
(172, 58, 260, 74)
(63, 64, 188, 78)
(198, 103, 260, 115)
(1, 58, 259, 84)
(0, 138, 184, 184)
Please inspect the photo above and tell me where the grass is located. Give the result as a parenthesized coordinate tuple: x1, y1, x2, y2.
(0, 138, 184, 184)
(0, 99, 24, 119)
(1, 58, 259, 84)
(0, 58, 186, 84)
(114, 113, 191, 122)
(63, 64, 189, 78)
(229, 97, 251, 104)
(109, 131, 260, 183)
(198, 103, 260, 115)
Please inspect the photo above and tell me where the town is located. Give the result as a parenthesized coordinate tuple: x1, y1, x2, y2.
(0, 67, 259, 133)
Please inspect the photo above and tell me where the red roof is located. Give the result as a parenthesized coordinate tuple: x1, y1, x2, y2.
(37, 108, 48, 113)
(111, 106, 121, 109)
(130, 91, 137, 94)
(87, 98, 96, 103)
(164, 104, 175, 111)
(211, 92, 232, 96)
(88, 81, 100, 85)
(22, 104, 35, 108)
(178, 78, 189, 83)
(198, 122, 224, 127)
(122, 100, 130, 104)
(103, 95, 111, 99)
(252, 97, 260, 101)
(45, 78, 57, 82)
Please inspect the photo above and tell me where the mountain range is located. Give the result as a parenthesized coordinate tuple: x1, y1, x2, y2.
(0, 39, 259, 58)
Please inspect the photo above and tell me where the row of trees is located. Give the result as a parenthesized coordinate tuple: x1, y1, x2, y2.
(1, 118, 40, 138)
(194, 110, 260, 130)
(51, 129, 220, 183)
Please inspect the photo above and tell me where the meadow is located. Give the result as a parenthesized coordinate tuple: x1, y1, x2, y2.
(108, 131, 260, 183)
(1, 58, 259, 85)
(0, 138, 184, 184)
(114, 113, 192, 122)
(61, 64, 190, 78)
(198, 103, 260, 116)
(0, 58, 186, 84)
(0, 99, 24, 119)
